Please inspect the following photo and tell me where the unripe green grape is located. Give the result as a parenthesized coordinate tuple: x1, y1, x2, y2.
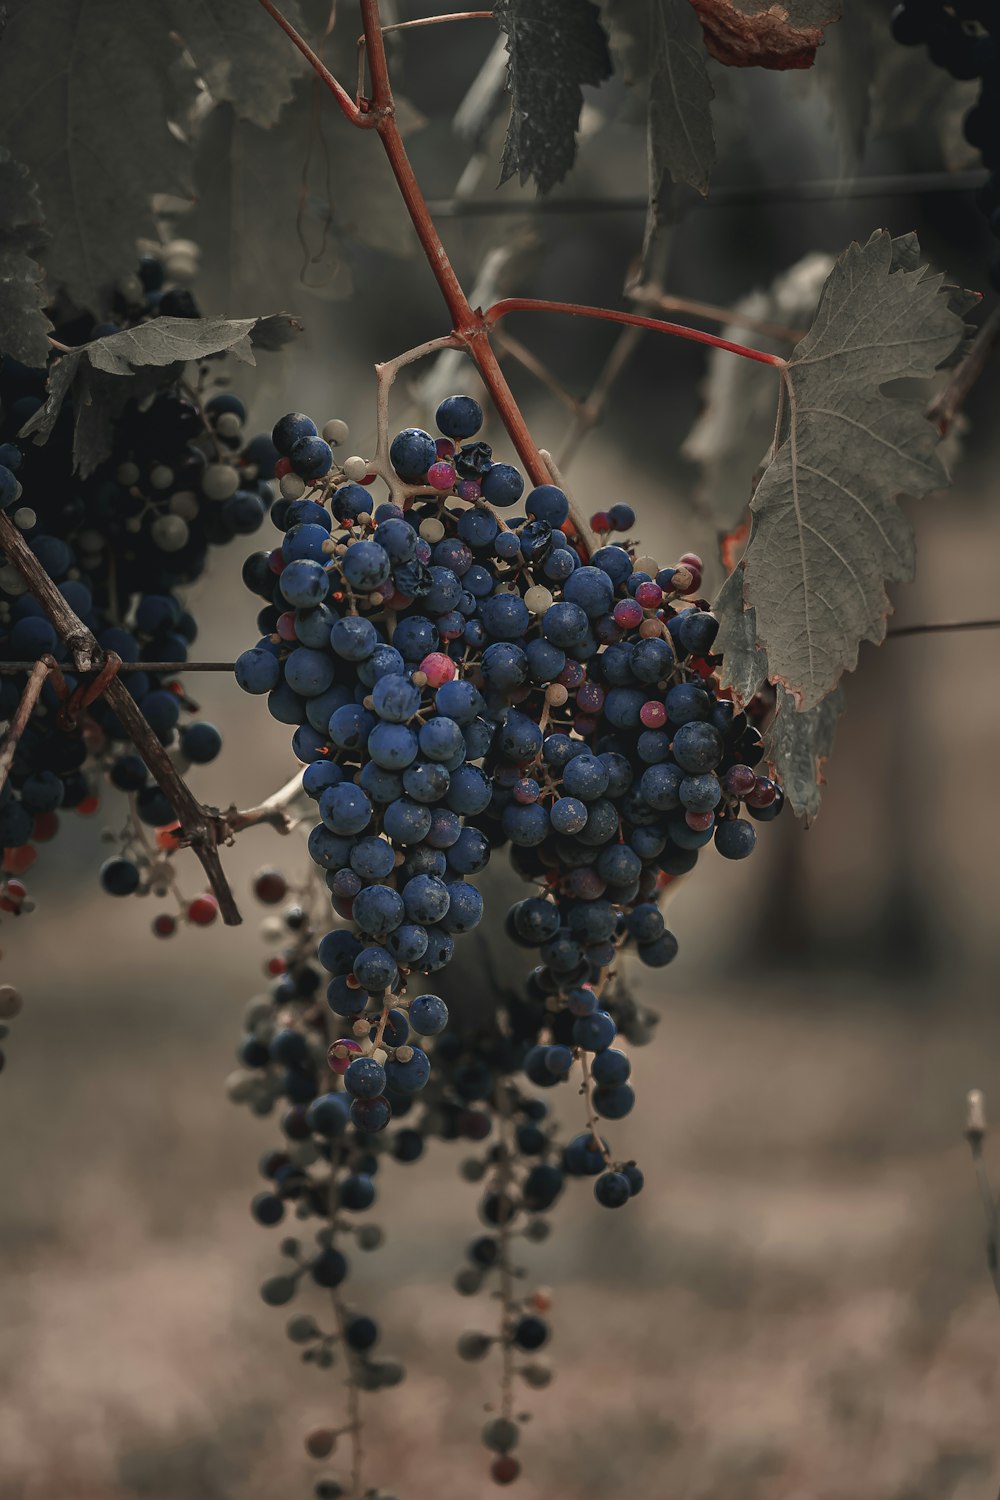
(287, 1314, 320, 1344)
(482, 1417, 519, 1453)
(201, 462, 239, 500)
(260, 1274, 297, 1306)
(458, 1330, 492, 1361)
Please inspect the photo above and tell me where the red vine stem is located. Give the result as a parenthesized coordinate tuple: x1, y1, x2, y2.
(485, 299, 789, 370)
(257, 0, 368, 125)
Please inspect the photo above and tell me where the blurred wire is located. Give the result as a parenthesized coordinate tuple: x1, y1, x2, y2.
(427, 170, 989, 218)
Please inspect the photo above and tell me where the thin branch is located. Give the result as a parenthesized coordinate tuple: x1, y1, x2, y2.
(0, 513, 243, 925)
(372, 334, 463, 498)
(260, 0, 551, 489)
(965, 1090, 1000, 1310)
(365, 10, 493, 39)
(0, 660, 237, 674)
(224, 770, 306, 837)
(485, 298, 788, 370)
(630, 284, 807, 345)
(256, 0, 368, 125)
(578, 1049, 612, 1166)
(492, 328, 586, 416)
(538, 448, 594, 556)
(557, 320, 645, 469)
(886, 618, 1000, 640)
(0, 658, 51, 794)
(494, 1086, 517, 1427)
(926, 303, 1000, 437)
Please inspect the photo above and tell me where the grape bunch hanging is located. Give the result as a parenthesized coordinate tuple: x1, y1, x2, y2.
(0, 256, 281, 945)
(230, 391, 784, 1487)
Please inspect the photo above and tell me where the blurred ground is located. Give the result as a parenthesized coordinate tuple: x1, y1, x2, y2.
(2, 902, 999, 1500)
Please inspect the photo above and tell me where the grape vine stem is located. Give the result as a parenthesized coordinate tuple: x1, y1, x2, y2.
(0, 657, 51, 794)
(494, 1085, 517, 1427)
(258, 0, 786, 510)
(0, 512, 244, 924)
(925, 302, 1000, 437)
(224, 770, 305, 837)
(484, 298, 789, 369)
(372, 334, 463, 498)
(964, 1091, 1000, 1311)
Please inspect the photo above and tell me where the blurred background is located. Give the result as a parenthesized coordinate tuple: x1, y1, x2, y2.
(2, 4, 1000, 1497)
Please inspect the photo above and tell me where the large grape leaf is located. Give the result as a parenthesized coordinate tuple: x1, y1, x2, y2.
(0, 0, 194, 315)
(495, 0, 613, 195)
(603, 0, 716, 197)
(716, 229, 965, 714)
(0, 149, 52, 365)
(167, 0, 308, 128)
(764, 683, 845, 820)
(19, 314, 300, 475)
(0, 0, 309, 316)
(647, 0, 716, 199)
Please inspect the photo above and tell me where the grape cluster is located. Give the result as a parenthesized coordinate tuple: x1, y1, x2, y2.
(229, 871, 438, 1500)
(0, 282, 280, 921)
(889, 3, 1000, 287)
(231, 867, 609, 1492)
(235, 393, 783, 1190)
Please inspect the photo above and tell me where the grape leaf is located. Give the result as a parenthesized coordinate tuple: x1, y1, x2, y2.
(601, 0, 716, 260)
(682, 251, 834, 538)
(716, 229, 965, 713)
(167, 0, 308, 128)
(19, 313, 299, 475)
(689, 0, 841, 69)
(85, 315, 260, 376)
(0, 0, 195, 316)
(495, 0, 613, 195)
(714, 563, 768, 707)
(0, 0, 309, 316)
(764, 683, 844, 820)
(0, 149, 52, 365)
(648, 0, 716, 197)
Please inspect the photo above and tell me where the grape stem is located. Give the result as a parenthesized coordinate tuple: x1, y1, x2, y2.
(578, 1050, 612, 1167)
(484, 298, 789, 370)
(925, 301, 1000, 438)
(224, 770, 306, 837)
(320, 1000, 368, 1498)
(371, 334, 463, 499)
(0, 511, 244, 924)
(494, 1085, 517, 1426)
(0, 657, 51, 794)
(258, 0, 792, 515)
(964, 1091, 1000, 1311)
(628, 283, 808, 345)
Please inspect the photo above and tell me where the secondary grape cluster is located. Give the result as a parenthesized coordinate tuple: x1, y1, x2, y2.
(0, 260, 281, 932)
(889, 2, 1000, 287)
(230, 865, 651, 1491)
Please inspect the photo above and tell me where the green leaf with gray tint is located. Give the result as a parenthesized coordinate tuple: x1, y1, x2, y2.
(723, 229, 965, 712)
(764, 683, 845, 819)
(496, 0, 612, 195)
